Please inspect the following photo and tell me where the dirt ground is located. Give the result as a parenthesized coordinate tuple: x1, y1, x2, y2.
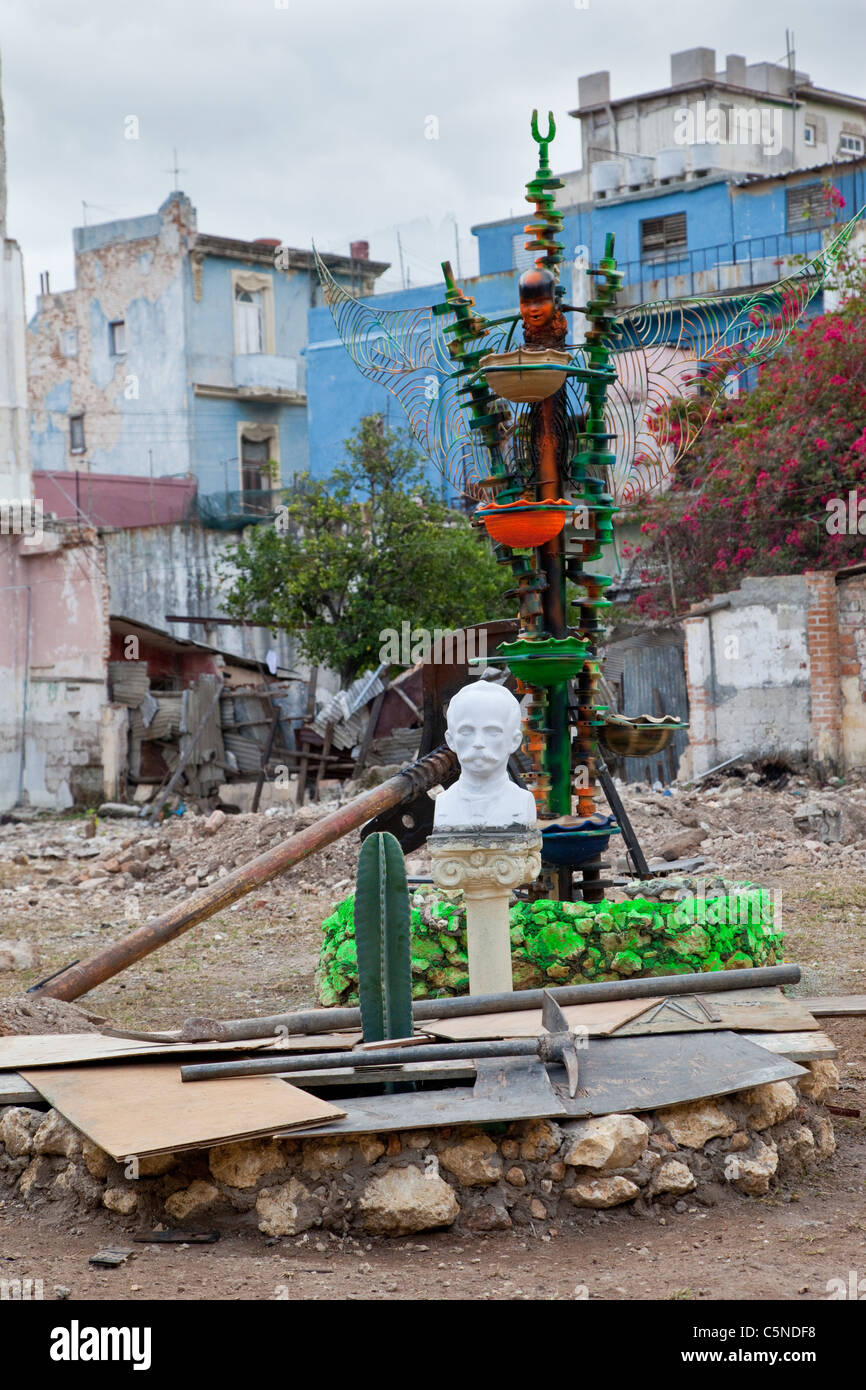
(0, 771, 864, 1300)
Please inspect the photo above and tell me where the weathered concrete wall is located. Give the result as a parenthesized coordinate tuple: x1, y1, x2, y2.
(101, 521, 300, 674)
(682, 576, 811, 777)
(28, 195, 196, 486)
(0, 527, 108, 810)
(837, 572, 866, 772)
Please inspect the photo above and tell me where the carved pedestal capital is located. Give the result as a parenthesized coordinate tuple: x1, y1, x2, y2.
(427, 830, 542, 996)
(428, 831, 542, 900)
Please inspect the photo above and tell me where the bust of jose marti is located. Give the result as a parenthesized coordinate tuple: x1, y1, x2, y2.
(433, 679, 537, 831)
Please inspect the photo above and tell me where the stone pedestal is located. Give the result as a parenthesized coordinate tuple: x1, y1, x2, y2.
(427, 830, 542, 995)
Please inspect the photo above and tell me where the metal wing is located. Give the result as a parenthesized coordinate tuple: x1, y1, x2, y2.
(604, 215, 861, 505)
(313, 249, 513, 495)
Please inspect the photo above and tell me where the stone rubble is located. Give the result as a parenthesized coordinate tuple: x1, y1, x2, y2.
(0, 1064, 838, 1239)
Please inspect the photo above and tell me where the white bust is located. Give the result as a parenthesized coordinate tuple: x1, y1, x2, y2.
(433, 680, 537, 831)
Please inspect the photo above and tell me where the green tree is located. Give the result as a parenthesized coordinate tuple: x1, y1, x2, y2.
(220, 416, 509, 682)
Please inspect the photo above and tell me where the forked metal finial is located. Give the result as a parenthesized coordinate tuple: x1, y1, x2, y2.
(531, 109, 556, 146)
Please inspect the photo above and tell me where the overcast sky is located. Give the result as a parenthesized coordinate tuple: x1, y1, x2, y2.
(2, 0, 865, 311)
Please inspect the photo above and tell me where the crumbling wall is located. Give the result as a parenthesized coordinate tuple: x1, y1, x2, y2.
(0, 527, 109, 810)
(837, 572, 866, 772)
(682, 576, 812, 779)
(0, 1066, 838, 1237)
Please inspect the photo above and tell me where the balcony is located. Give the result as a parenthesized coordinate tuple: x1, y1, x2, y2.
(195, 489, 280, 531)
(617, 226, 829, 306)
(233, 354, 300, 399)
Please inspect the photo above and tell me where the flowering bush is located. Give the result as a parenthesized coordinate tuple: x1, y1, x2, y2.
(623, 261, 866, 617)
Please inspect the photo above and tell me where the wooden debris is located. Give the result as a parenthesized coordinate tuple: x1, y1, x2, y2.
(21, 1062, 344, 1159)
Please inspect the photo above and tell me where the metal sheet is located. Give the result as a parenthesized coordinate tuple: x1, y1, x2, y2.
(610, 987, 819, 1036)
(285, 1032, 805, 1137)
(284, 1057, 566, 1137)
(548, 1031, 806, 1117)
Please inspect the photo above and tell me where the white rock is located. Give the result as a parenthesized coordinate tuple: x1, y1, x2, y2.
(561, 1114, 649, 1171)
(256, 1178, 320, 1237)
(103, 1186, 138, 1215)
(797, 1060, 839, 1104)
(438, 1134, 502, 1186)
(359, 1165, 460, 1235)
(0, 1106, 43, 1158)
(567, 1175, 641, 1209)
(656, 1099, 738, 1149)
(742, 1081, 798, 1131)
(727, 1139, 778, 1195)
(32, 1110, 82, 1158)
(165, 1180, 221, 1221)
(653, 1160, 696, 1195)
(0, 939, 37, 971)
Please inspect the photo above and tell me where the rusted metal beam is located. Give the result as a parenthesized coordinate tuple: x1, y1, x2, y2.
(33, 745, 457, 1004)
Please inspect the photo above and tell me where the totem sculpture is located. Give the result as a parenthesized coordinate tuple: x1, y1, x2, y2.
(315, 111, 859, 904)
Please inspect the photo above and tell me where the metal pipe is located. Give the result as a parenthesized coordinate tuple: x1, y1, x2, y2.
(33, 744, 458, 1003)
(143, 964, 802, 1044)
(182, 1036, 553, 1083)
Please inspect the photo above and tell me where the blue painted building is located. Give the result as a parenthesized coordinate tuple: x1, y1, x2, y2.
(27, 193, 388, 525)
(305, 156, 866, 488)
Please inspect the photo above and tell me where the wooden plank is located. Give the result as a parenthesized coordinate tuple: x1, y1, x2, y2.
(0, 1071, 42, 1105)
(0, 1031, 364, 1070)
(422, 996, 662, 1042)
(21, 1062, 344, 1159)
(741, 1031, 838, 1062)
(610, 987, 818, 1036)
(797, 995, 866, 1017)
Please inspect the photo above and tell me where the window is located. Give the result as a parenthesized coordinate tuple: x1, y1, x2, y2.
(803, 123, 816, 147)
(786, 183, 834, 231)
(109, 320, 126, 355)
(511, 234, 537, 272)
(640, 212, 687, 260)
(241, 435, 274, 492)
(69, 415, 85, 454)
(840, 132, 865, 156)
(234, 286, 264, 355)
(60, 328, 78, 358)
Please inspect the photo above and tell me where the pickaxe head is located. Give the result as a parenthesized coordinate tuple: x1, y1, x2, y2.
(538, 989, 580, 1098)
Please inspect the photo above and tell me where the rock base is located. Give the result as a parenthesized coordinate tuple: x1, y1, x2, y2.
(0, 1062, 838, 1238)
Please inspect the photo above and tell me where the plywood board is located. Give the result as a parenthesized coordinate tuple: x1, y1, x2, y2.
(21, 1063, 344, 1159)
(421, 996, 662, 1042)
(741, 1030, 838, 1062)
(0, 1031, 361, 1070)
(288, 1032, 805, 1137)
(0, 1071, 41, 1105)
(610, 987, 818, 1036)
(798, 995, 866, 1017)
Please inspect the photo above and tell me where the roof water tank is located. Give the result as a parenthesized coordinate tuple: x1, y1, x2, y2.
(591, 160, 624, 196)
(625, 155, 655, 188)
(657, 146, 688, 181)
(690, 142, 718, 174)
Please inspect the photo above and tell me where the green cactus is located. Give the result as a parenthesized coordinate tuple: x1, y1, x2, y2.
(353, 831, 413, 1042)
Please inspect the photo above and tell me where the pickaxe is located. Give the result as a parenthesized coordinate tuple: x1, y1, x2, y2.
(181, 989, 582, 1097)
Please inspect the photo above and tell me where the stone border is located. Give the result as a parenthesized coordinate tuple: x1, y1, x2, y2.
(0, 1062, 838, 1238)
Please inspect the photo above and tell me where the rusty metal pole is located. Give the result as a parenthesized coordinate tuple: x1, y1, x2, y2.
(34, 746, 457, 1004)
